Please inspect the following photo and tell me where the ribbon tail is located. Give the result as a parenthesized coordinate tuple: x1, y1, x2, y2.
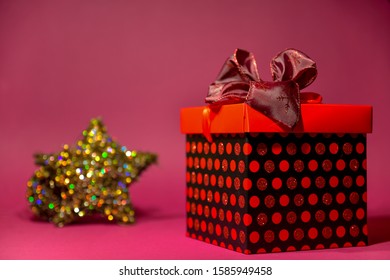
(246, 81, 300, 128)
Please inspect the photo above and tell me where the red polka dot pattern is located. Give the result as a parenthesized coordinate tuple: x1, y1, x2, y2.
(186, 133, 367, 254)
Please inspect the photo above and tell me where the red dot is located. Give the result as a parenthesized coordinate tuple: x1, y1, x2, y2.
(294, 194, 304, 206)
(330, 243, 339, 248)
(350, 225, 360, 237)
(204, 206, 210, 217)
(186, 142, 190, 153)
(336, 226, 346, 237)
(239, 231, 246, 243)
(308, 193, 318, 205)
(223, 211, 231, 223)
(322, 227, 333, 239)
(200, 158, 206, 169)
(249, 196, 260, 208)
(357, 241, 366, 247)
(272, 178, 282, 190)
(279, 194, 290, 206)
(350, 192, 359, 204)
(218, 142, 224, 155)
(329, 209, 339, 221)
(356, 208, 365, 220)
(301, 211, 311, 222)
(243, 214, 253, 226)
(214, 192, 220, 203)
(257, 178, 268, 190)
(322, 193, 333, 205)
(188, 157, 193, 168)
(226, 143, 232, 154)
(279, 229, 289, 241)
(211, 207, 217, 219)
(187, 187, 193, 198)
(248, 160, 260, 173)
(234, 212, 241, 225)
(187, 217, 193, 228)
(272, 212, 282, 224)
(356, 175, 365, 187)
(200, 221, 206, 232)
(329, 143, 339, 154)
(217, 175, 224, 188)
(230, 194, 237, 206)
(230, 160, 237, 172)
(336, 192, 346, 204)
(264, 230, 275, 243)
(301, 143, 311, 154)
(329, 176, 339, 188)
(362, 159, 367, 170)
(315, 210, 326, 222)
(249, 231, 260, 243)
(197, 204, 203, 216)
(308, 228, 318, 239)
(234, 143, 241, 156)
(363, 224, 368, 236)
(215, 224, 222, 236)
(343, 209, 353, 221)
(186, 172, 190, 183)
(272, 247, 281, 253)
(265, 195, 275, 208)
(257, 213, 268, 226)
(243, 178, 252, 190)
(308, 160, 318, 171)
(211, 143, 216, 154)
(197, 173, 203, 184)
(336, 159, 346, 171)
(272, 143, 282, 155)
(186, 201, 190, 213)
(238, 195, 245, 208)
(231, 228, 237, 240)
(197, 142, 203, 153)
(356, 143, 365, 154)
(236, 247, 243, 253)
(238, 160, 245, 173)
(279, 160, 289, 172)
(363, 192, 367, 203)
(301, 177, 311, 188)
(316, 244, 325, 250)
(243, 143, 252, 155)
(225, 176, 232, 188)
(287, 246, 296, 252)
(214, 159, 220, 170)
(287, 212, 297, 224)
(301, 245, 311, 251)
(294, 228, 304, 241)
(257, 143, 267, 155)
(210, 175, 216, 186)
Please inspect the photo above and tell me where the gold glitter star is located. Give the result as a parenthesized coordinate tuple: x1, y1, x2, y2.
(26, 118, 157, 227)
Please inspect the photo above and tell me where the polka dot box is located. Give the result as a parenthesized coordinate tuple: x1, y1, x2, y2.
(180, 103, 372, 253)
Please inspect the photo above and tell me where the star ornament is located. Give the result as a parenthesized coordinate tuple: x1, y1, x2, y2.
(26, 118, 157, 227)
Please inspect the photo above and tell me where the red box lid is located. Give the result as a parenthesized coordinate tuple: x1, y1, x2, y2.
(180, 103, 373, 134)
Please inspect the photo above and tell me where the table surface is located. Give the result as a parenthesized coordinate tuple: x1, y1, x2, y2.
(1, 167, 389, 260)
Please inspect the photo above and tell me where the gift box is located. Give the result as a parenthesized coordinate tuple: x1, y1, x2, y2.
(180, 49, 373, 254)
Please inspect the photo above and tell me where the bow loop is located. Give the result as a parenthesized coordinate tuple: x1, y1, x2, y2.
(206, 48, 319, 128)
(271, 49, 317, 89)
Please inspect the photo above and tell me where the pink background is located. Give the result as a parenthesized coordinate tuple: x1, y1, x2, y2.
(1, 0, 389, 259)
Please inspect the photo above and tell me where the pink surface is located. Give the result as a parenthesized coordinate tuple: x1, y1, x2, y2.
(0, 0, 389, 259)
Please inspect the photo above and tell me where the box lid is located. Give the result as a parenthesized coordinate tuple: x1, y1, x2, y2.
(180, 103, 372, 134)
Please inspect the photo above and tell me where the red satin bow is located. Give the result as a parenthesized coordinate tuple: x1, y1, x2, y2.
(205, 49, 321, 128)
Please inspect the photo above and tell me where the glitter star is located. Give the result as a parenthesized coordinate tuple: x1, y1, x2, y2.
(26, 118, 157, 227)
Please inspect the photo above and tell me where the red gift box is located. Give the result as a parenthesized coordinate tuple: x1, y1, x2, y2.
(180, 103, 372, 254)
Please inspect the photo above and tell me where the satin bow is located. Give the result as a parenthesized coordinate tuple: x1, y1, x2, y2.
(205, 48, 320, 128)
